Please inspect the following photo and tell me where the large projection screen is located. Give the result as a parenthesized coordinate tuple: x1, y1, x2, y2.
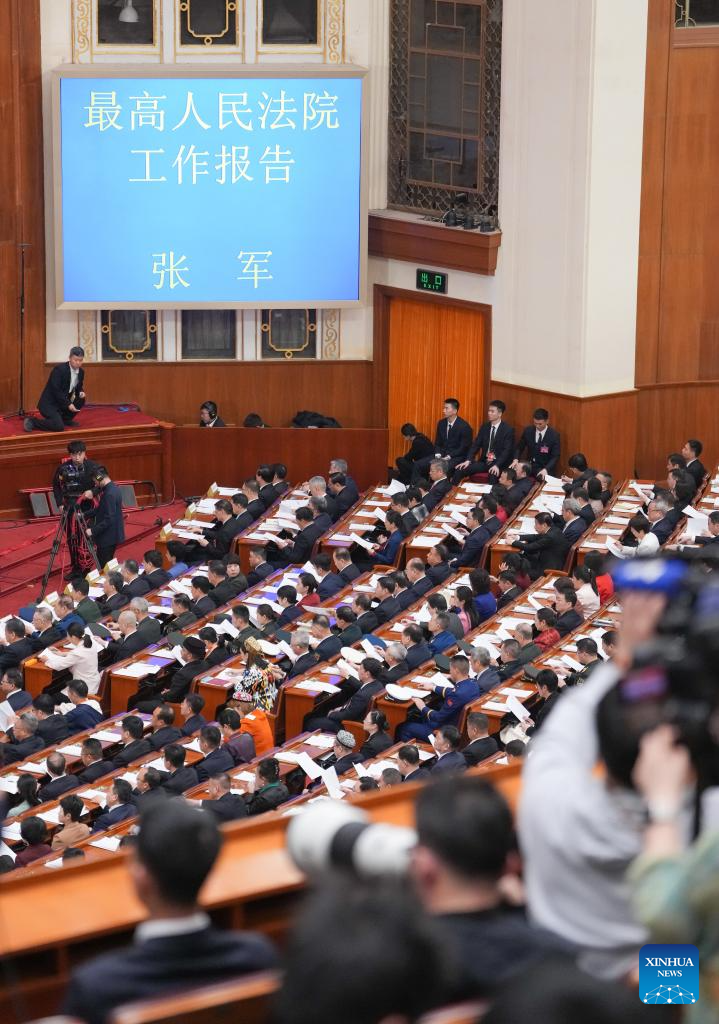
(52, 65, 367, 310)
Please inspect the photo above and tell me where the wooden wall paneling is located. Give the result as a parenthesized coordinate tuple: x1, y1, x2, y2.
(171, 427, 390, 497)
(488, 381, 583, 476)
(22, 360, 384, 432)
(375, 286, 491, 467)
(635, 0, 672, 387)
(635, 382, 719, 480)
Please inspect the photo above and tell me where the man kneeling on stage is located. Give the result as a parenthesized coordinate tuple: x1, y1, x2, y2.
(25, 346, 86, 433)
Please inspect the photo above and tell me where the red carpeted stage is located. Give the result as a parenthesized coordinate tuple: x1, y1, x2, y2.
(0, 403, 159, 437)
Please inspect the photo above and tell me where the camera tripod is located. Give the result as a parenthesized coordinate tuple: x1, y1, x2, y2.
(38, 501, 102, 600)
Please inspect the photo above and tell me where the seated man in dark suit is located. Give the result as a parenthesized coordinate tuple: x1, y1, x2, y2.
(421, 460, 453, 514)
(246, 546, 275, 587)
(426, 544, 451, 584)
(200, 772, 249, 823)
(190, 576, 216, 617)
(401, 624, 433, 671)
(328, 472, 360, 517)
(91, 777, 136, 832)
(334, 547, 361, 584)
(148, 703, 183, 750)
(682, 438, 706, 487)
(121, 559, 152, 598)
(186, 499, 245, 563)
(256, 464, 278, 509)
(133, 636, 210, 713)
(106, 610, 149, 664)
(286, 630, 320, 679)
(130, 598, 163, 644)
(647, 496, 679, 545)
(161, 594, 197, 636)
(468, 648, 501, 694)
(111, 715, 153, 768)
(412, 398, 473, 481)
(268, 507, 319, 567)
(495, 570, 523, 610)
(372, 575, 401, 625)
(195, 725, 235, 782)
(319, 730, 364, 779)
(76, 737, 112, 784)
(0, 619, 34, 672)
(63, 801, 277, 1023)
(0, 711, 44, 766)
(553, 586, 584, 637)
(450, 507, 492, 569)
(431, 725, 467, 776)
(158, 742, 200, 793)
(306, 657, 385, 733)
(310, 615, 343, 663)
(28, 606, 64, 652)
(452, 399, 514, 483)
(96, 572, 130, 619)
(512, 408, 560, 480)
(141, 549, 172, 589)
(38, 751, 77, 802)
(462, 711, 499, 766)
(561, 452, 596, 494)
(352, 593, 379, 635)
(65, 679, 103, 733)
(397, 743, 430, 783)
(32, 693, 70, 745)
(498, 464, 535, 510)
(312, 553, 344, 600)
(334, 607, 362, 646)
(228, 492, 255, 533)
(396, 422, 435, 485)
(308, 495, 333, 535)
(511, 512, 568, 576)
(273, 463, 290, 495)
(557, 499, 588, 547)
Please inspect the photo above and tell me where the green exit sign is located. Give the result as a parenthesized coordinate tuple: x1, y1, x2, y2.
(416, 268, 448, 294)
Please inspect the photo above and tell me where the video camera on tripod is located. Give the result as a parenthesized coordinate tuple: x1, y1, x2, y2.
(56, 460, 87, 505)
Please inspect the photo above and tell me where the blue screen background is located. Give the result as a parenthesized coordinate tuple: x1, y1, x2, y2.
(59, 76, 363, 304)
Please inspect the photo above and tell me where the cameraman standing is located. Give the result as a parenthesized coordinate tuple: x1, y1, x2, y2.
(86, 467, 125, 568)
(54, 441, 100, 580)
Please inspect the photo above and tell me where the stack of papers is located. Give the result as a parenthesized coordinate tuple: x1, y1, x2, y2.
(90, 836, 122, 852)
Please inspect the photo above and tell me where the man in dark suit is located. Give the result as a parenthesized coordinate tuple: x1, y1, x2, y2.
(498, 465, 535, 511)
(352, 594, 379, 635)
(334, 608, 362, 646)
(558, 498, 588, 547)
(682, 439, 706, 487)
(121, 560, 152, 598)
(131, 600, 163, 644)
(514, 622, 542, 664)
(306, 658, 385, 732)
(25, 347, 86, 433)
(161, 595, 197, 637)
(462, 712, 499, 766)
(312, 553, 344, 600)
(201, 773, 249, 822)
(554, 588, 584, 637)
(397, 744, 430, 783)
(256, 465, 279, 509)
(308, 496, 333, 536)
(199, 400, 225, 427)
(328, 472, 360, 517)
(310, 616, 343, 663)
(404, 558, 434, 601)
(287, 631, 320, 679)
(468, 648, 501, 694)
(1, 668, 32, 712)
(450, 507, 492, 569)
(76, 737, 112, 785)
(229, 492, 255, 533)
(246, 547, 274, 587)
(96, 571, 129, 619)
(148, 704, 183, 750)
(511, 512, 568, 575)
(38, 752, 77, 802)
(111, 715, 153, 768)
(512, 408, 560, 479)
(206, 561, 245, 608)
(411, 399, 473, 482)
(0, 618, 34, 671)
(92, 778, 136, 832)
(426, 545, 451, 584)
(495, 571, 523, 610)
(64, 802, 277, 1021)
(430, 726, 467, 776)
(158, 742, 200, 793)
(648, 496, 680, 545)
(87, 467, 125, 567)
(421, 460, 453, 513)
(334, 548, 361, 584)
(0, 712, 44, 766)
(106, 610, 148, 664)
(401, 624, 433, 671)
(395, 423, 436, 484)
(373, 576, 401, 624)
(28, 606, 64, 652)
(195, 725, 235, 782)
(179, 694, 207, 737)
(33, 693, 70, 745)
(141, 549, 172, 588)
(269, 507, 319, 567)
(323, 730, 365, 777)
(134, 637, 210, 712)
(190, 576, 215, 617)
(241, 479, 266, 521)
(452, 399, 514, 483)
(189, 499, 244, 563)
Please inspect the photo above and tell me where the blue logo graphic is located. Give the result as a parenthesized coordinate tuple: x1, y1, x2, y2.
(639, 944, 699, 1006)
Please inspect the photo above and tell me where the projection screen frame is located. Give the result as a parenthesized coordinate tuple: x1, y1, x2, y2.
(51, 63, 368, 311)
